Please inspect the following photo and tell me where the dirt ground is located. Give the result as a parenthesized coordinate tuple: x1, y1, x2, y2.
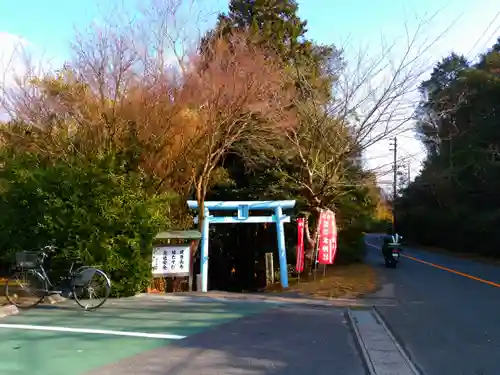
(266, 263, 378, 299)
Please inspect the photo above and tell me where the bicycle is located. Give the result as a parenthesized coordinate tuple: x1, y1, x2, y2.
(4, 245, 112, 310)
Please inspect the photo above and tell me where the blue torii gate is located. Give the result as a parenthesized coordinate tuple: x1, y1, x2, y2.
(187, 200, 296, 293)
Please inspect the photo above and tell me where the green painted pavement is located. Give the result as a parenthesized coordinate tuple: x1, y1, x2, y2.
(0, 295, 274, 375)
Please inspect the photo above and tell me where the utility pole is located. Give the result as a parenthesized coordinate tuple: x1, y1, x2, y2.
(407, 163, 411, 185)
(389, 137, 397, 230)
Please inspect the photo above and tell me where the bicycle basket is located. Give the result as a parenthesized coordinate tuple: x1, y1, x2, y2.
(15, 251, 40, 269)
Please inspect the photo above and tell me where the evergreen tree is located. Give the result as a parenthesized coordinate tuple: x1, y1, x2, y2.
(203, 0, 338, 101)
(398, 38, 500, 257)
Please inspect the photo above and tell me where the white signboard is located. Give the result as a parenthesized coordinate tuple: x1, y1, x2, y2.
(152, 245, 190, 276)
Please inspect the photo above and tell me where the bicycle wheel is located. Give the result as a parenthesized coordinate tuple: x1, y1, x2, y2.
(4, 270, 47, 308)
(72, 267, 111, 310)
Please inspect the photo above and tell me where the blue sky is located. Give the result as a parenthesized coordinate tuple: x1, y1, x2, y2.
(0, 0, 499, 184)
(1, 0, 497, 59)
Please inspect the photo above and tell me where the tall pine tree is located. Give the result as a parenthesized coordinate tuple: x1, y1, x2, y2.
(202, 0, 338, 101)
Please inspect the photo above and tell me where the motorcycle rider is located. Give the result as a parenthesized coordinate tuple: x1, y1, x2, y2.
(381, 224, 403, 265)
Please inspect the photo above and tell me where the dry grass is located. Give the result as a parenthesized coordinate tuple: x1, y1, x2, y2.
(266, 263, 378, 299)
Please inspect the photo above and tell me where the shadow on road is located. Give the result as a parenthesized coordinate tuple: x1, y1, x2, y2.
(86, 306, 366, 375)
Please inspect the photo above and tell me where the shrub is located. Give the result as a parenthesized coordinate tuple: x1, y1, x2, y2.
(336, 228, 366, 264)
(0, 152, 176, 297)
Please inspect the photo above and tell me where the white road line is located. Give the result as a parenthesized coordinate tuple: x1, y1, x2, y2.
(0, 324, 186, 340)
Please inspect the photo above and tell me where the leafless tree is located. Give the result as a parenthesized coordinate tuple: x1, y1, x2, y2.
(0, 0, 213, 194)
(0, 1, 297, 239)
(281, 15, 455, 261)
(178, 32, 296, 231)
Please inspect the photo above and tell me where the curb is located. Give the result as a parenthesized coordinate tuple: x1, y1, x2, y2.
(0, 304, 19, 318)
(372, 308, 422, 375)
(0, 294, 66, 318)
(135, 292, 393, 308)
(45, 294, 67, 305)
(347, 308, 376, 375)
(347, 308, 421, 375)
(175, 291, 389, 307)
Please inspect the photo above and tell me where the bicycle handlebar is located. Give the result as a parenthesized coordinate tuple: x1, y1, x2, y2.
(41, 245, 57, 253)
(37, 245, 57, 261)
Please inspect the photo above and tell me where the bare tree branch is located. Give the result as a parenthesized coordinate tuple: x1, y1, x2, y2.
(176, 32, 296, 230)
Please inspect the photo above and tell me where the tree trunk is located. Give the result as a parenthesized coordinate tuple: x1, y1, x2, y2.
(197, 198, 205, 235)
(188, 240, 197, 292)
(303, 208, 321, 275)
(195, 182, 207, 249)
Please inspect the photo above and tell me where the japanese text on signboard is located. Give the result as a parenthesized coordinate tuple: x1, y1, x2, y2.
(152, 246, 190, 276)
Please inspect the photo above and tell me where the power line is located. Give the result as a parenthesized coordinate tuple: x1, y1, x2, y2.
(468, 12, 500, 63)
(368, 11, 500, 189)
(369, 151, 423, 176)
(466, 11, 500, 59)
(481, 22, 500, 52)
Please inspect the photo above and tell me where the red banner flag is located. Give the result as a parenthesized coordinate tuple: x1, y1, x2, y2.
(296, 218, 305, 272)
(317, 210, 338, 264)
(331, 211, 338, 262)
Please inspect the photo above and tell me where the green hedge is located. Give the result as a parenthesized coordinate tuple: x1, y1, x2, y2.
(0, 152, 175, 297)
(335, 228, 366, 264)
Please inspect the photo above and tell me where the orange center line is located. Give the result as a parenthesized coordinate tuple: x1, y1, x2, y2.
(402, 254, 500, 288)
(366, 242, 500, 288)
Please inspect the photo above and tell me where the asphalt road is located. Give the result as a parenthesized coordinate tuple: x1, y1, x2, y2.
(0, 294, 366, 375)
(88, 305, 366, 375)
(364, 233, 500, 375)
